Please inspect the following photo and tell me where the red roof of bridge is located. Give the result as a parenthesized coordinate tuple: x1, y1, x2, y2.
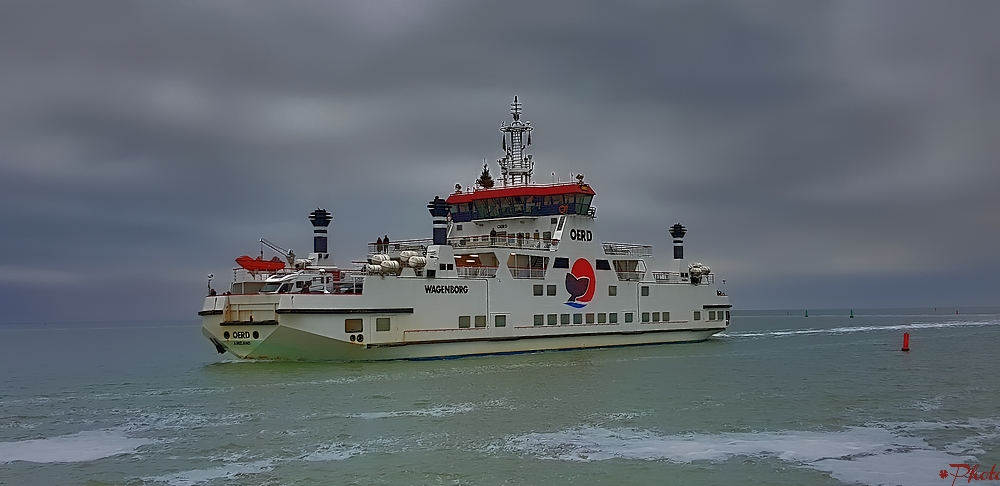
(445, 183, 595, 204)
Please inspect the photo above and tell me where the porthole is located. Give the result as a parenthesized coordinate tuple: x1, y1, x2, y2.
(223, 331, 230, 339)
(357, 334, 364, 342)
(350, 334, 356, 342)
(252, 331, 259, 339)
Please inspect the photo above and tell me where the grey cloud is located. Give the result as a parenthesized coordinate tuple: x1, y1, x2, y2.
(1, 0, 998, 323)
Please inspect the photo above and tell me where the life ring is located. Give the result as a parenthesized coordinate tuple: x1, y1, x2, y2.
(558, 205, 568, 214)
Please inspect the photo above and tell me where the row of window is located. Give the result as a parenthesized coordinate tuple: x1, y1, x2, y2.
(344, 310, 729, 335)
(642, 312, 670, 322)
(458, 315, 507, 328)
(450, 195, 594, 222)
(534, 284, 619, 296)
(534, 312, 624, 325)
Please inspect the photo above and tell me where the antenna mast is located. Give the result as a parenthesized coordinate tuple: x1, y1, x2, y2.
(498, 96, 534, 186)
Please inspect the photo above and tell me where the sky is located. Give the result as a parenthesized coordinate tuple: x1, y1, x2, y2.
(1, 1, 998, 323)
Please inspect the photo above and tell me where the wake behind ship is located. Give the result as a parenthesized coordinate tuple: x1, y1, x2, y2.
(200, 98, 731, 361)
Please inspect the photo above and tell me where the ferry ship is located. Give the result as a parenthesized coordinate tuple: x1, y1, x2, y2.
(200, 98, 731, 361)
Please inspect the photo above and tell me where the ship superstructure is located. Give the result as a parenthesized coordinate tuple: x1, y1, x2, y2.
(200, 98, 731, 361)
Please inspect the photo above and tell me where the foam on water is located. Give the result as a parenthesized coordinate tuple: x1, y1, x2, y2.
(340, 404, 477, 419)
(720, 319, 999, 339)
(299, 442, 365, 462)
(0, 429, 152, 463)
(504, 423, 983, 486)
(143, 460, 274, 486)
(143, 443, 363, 485)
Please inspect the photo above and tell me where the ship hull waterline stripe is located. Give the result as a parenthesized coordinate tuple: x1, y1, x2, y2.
(221, 320, 278, 326)
(366, 326, 727, 348)
(401, 338, 715, 362)
(275, 308, 415, 315)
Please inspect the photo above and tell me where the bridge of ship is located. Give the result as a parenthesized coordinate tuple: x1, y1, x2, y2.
(446, 182, 597, 221)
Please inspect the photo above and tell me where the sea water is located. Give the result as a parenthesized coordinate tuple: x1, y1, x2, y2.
(1, 308, 997, 485)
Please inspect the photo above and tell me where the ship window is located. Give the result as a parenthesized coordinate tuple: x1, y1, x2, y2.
(376, 317, 390, 332)
(612, 260, 647, 281)
(547, 284, 556, 296)
(554, 258, 569, 268)
(560, 314, 570, 325)
(495, 315, 506, 327)
(345, 318, 363, 333)
(278, 283, 292, 293)
(598, 313, 606, 324)
(426, 269, 436, 278)
(295, 281, 304, 288)
(551, 217, 558, 224)
(573, 314, 583, 324)
(534, 315, 544, 326)
(709, 311, 716, 320)
(543, 231, 552, 240)
(586, 313, 595, 324)
(653, 312, 661, 322)
(726, 311, 730, 320)
(596, 259, 611, 270)
(533, 284, 543, 296)
(457, 224, 463, 230)
(447, 264, 454, 270)
(547, 314, 557, 325)
(625, 312, 634, 323)
(609, 313, 618, 324)
(693, 311, 701, 321)
(459, 316, 471, 328)
(641, 286, 649, 296)
(440, 263, 447, 270)
(608, 285, 617, 296)
(642, 312, 650, 323)
(475, 315, 487, 328)
(260, 283, 280, 293)
(663, 312, 670, 321)
(508, 254, 549, 279)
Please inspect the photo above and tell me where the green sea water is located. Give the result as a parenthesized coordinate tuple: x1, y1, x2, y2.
(1, 307, 998, 485)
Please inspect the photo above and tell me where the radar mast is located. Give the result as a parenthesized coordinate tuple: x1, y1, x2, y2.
(498, 96, 534, 186)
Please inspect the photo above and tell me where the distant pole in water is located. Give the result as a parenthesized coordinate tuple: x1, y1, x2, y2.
(850, 309, 854, 318)
(805, 310, 808, 317)
(901, 332, 910, 352)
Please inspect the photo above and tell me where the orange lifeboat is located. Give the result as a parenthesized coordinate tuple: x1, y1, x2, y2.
(236, 255, 286, 272)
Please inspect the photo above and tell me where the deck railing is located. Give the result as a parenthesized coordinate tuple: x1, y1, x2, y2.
(651, 271, 715, 285)
(367, 235, 559, 259)
(228, 267, 366, 295)
(507, 268, 547, 279)
(452, 235, 558, 251)
(614, 271, 646, 281)
(456, 266, 499, 278)
(602, 242, 653, 257)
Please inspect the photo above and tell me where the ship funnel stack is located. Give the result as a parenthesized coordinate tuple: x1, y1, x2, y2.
(670, 223, 686, 260)
(428, 196, 449, 246)
(498, 96, 534, 186)
(309, 208, 332, 254)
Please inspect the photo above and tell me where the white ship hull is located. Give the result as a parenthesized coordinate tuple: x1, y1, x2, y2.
(201, 273, 730, 361)
(200, 98, 731, 361)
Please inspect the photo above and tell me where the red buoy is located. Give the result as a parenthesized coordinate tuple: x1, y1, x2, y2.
(901, 332, 910, 352)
